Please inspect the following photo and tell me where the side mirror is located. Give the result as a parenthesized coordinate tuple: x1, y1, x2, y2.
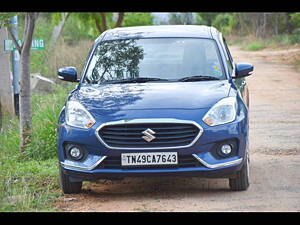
(234, 63, 254, 79)
(58, 67, 78, 82)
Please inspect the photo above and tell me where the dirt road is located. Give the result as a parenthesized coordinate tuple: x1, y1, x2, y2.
(55, 46, 300, 212)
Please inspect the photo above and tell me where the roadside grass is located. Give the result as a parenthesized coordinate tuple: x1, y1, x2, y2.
(46, 39, 93, 79)
(293, 59, 300, 72)
(279, 51, 300, 72)
(0, 83, 75, 212)
(243, 41, 266, 51)
(227, 33, 300, 51)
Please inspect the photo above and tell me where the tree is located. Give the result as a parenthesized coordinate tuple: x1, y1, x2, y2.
(73, 12, 125, 36)
(95, 12, 124, 33)
(49, 13, 69, 50)
(1, 12, 39, 151)
(196, 13, 219, 26)
(122, 13, 153, 27)
(212, 13, 237, 35)
(50, 12, 153, 43)
(169, 13, 191, 25)
(290, 13, 300, 30)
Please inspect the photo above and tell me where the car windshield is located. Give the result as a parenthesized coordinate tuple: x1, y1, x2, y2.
(83, 38, 225, 84)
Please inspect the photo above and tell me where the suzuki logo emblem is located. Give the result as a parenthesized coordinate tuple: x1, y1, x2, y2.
(142, 128, 156, 142)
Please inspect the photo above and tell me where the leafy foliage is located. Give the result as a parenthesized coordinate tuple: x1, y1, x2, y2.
(212, 13, 237, 34)
(123, 13, 153, 27)
(0, 13, 17, 28)
(196, 13, 219, 26)
(290, 13, 300, 28)
(70, 13, 124, 36)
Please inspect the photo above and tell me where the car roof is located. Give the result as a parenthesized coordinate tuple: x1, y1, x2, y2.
(96, 25, 218, 43)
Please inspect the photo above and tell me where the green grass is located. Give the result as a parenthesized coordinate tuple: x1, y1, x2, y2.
(229, 33, 300, 52)
(292, 57, 300, 72)
(0, 83, 75, 212)
(243, 41, 266, 51)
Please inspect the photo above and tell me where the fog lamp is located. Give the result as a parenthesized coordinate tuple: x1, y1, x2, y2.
(70, 147, 81, 158)
(220, 144, 232, 155)
(66, 145, 85, 161)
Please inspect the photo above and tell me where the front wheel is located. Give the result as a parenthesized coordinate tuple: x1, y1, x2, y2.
(59, 166, 82, 194)
(229, 154, 250, 191)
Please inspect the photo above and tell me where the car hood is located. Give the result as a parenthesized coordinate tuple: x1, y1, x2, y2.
(69, 81, 232, 117)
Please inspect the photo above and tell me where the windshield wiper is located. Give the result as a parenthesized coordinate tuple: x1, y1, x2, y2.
(177, 75, 220, 82)
(102, 77, 170, 84)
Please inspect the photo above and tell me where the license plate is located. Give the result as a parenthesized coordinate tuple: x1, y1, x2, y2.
(121, 152, 178, 166)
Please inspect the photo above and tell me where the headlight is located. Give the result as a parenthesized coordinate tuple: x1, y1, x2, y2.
(65, 101, 96, 129)
(202, 97, 237, 126)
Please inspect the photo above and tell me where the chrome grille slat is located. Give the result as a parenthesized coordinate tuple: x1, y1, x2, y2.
(101, 133, 196, 140)
(103, 125, 195, 131)
(101, 129, 197, 136)
(104, 138, 194, 145)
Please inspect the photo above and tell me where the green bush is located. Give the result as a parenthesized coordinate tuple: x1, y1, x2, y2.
(291, 28, 300, 43)
(212, 13, 237, 35)
(290, 13, 300, 28)
(25, 84, 75, 160)
(243, 41, 266, 51)
(270, 33, 300, 46)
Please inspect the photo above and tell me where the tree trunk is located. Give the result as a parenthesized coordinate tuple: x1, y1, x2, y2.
(0, 97, 2, 131)
(94, 13, 124, 34)
(19, 48, 31, 151)
(100, 13, 107, 32)
(19, 13, 38, 152)
(285, 13, 293, 34)
(94, 14, 103, 33)
(114, 13, 124, 28)
(262, 13, 267, 38)
(49, 13, 69, 50)
(274, 13, 279, 35)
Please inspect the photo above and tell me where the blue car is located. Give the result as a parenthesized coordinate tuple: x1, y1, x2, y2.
(57, 25, 253, 193)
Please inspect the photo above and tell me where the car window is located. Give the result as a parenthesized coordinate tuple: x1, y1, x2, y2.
(83, 38, 226, 84)
(223, 38, 233, 62)
(220, 37, 234, 75)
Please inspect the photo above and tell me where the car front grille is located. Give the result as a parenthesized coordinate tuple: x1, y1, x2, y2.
(97, 155, 203, 170)
(97, 122, 201, 149)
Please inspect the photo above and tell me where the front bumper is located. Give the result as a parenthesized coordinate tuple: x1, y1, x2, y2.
(58, 106, 248, 181)
(60, 152, 243, 172)
(61, 154, 244, 182)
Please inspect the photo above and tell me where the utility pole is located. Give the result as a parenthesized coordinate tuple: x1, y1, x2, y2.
(10, 15, 20, 116)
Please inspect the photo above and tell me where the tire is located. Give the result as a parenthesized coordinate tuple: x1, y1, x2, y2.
(59, 166, 82, 194)
(229, 153, 250, 191)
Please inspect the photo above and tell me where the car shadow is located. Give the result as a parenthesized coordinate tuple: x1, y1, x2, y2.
(80, 177, 231, 198)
